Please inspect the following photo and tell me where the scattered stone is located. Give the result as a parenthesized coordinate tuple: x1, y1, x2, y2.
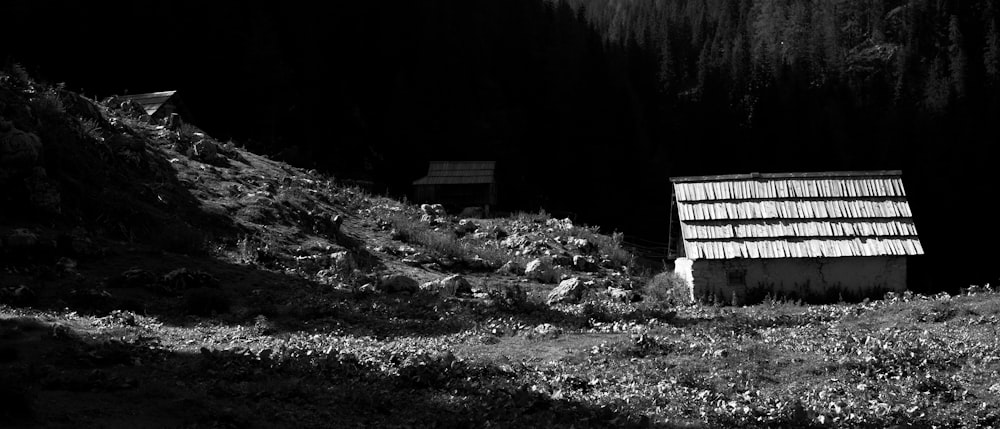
(525, 258, 558, 283)
(378, 275, 418, 294)
(420, 203, 446, 217)
(573, 255, 598, 272)
(546, 277, 587, 305)
(607, 287, 637, 303)
(545, 218, 574, 231)
(420, 274, 473, 297)
(532, 323, 563, 339)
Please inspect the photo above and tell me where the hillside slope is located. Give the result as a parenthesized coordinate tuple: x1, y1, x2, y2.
(3, 70, 1000, 428)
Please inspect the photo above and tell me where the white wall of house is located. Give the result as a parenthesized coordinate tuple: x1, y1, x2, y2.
(675, 256, 907, 304)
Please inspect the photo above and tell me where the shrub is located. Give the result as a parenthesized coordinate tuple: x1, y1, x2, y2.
(642, 271, 691, 305)
(388, 214, 507, 268)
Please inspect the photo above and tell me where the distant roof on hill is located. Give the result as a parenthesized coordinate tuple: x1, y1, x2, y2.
(116, 90, 177, 116)
(669, 170, 923, 259)
(413, 161, 496, 185)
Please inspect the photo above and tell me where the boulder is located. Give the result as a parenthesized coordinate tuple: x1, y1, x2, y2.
(546, 277, 587, 305)
(525, 258, 558, 283)
(497, 260, 525, 275)
(189, 139, 224, 164)
(378, 275, 419, 294)
(420, 274, 473, 297)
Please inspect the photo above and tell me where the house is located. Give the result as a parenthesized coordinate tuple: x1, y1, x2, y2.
(113, 90, 190, 125)
(668, 170, 923, 304)
(413, 161, 497, 214)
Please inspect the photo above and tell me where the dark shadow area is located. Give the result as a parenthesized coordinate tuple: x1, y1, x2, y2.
(0, 316, 671, 428)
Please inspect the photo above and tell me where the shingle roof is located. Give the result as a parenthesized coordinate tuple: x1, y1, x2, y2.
(670, 170, 923, 259)
(117, 91, 176, 116)
(413, 161, 496, 185)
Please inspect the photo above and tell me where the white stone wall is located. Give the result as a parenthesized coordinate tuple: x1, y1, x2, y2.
(687, 256, 908, 304)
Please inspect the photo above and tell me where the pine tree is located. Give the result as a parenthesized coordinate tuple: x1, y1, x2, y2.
(985, 20, 1000, 86)
(948, 15, 968, 99)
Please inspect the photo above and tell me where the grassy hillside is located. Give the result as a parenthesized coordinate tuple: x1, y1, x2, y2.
(2, 69, 999, 428)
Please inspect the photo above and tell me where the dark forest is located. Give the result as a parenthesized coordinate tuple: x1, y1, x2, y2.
(4, 0, 998, 291)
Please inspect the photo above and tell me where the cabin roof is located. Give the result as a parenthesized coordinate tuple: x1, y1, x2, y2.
(117, 90, 176, 116)
(413, 161, 496, 185)
(670, 170, 923, 259)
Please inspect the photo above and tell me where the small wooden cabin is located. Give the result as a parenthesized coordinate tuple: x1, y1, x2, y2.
(114, 90, 190, 124)
(668, 171, 923, 304)
(413, 161, 497, 213)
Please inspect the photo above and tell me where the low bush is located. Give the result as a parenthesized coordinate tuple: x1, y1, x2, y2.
(642, 271, 692, 305)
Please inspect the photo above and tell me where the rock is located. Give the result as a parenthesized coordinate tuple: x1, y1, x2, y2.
(464, 256, 491, 271)
(525, 258, 558, 283)
(330, 251, 354, 273)
(5, 229, 38, 248)
(189, 139, 224, 164)
(546, 277, 587, 305)
(570, 238, 596, 253)
(160, 268, 220, 293)
(24, 167, 61, 214)
(455, 219, 478, 236)
(551, 253, 573, 267)
(0, 285, 36, 307)
(420, 204, 445, 217)
(573, 255, 597, 272)
(0, 121, 42, 171)
(501, 234, 529, 249)
(378, 275, 418, 294)
(420, 214, 439, 225)
(545, 218, 574, 231)
(459, 206, 484, 218)
(487, 282, 527, 308)
(607, 287, 637, 303)
(420, 274, 473, 297)
(498, 260, 525, 275)
(532, 323, 563, 339)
